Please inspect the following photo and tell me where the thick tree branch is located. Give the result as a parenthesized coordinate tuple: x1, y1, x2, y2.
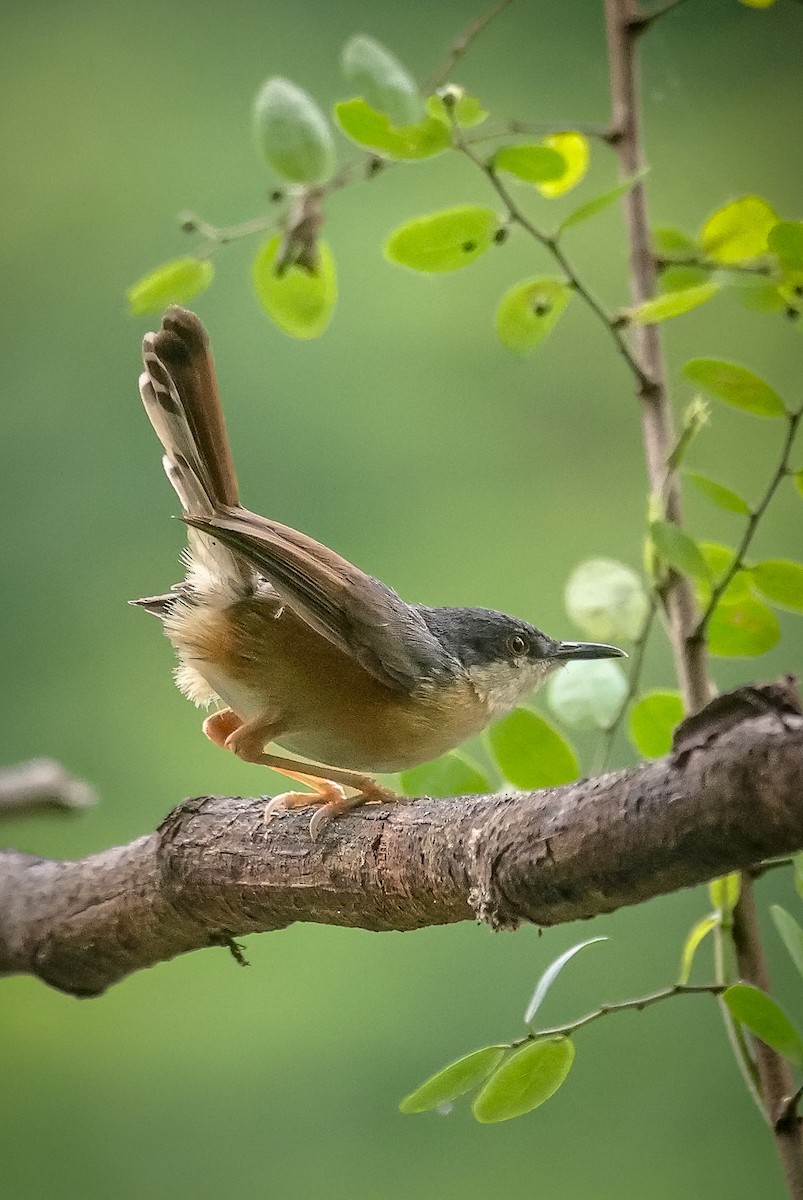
(0, 684, 801, 999)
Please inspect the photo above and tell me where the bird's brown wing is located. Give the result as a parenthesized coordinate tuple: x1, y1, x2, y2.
(184, 509, 453, 694)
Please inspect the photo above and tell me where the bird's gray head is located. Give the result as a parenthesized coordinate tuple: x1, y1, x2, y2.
(418, 606, 626, 717)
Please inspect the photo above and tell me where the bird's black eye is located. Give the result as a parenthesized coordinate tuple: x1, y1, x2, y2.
(507, 633, 527, 657)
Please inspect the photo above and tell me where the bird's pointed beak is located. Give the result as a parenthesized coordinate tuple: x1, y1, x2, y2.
(553, 640, 628, 661)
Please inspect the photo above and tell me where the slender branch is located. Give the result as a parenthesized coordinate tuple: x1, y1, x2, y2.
(604, 0, 707, 715)
(454, 134, 651, 387)
(468, 119, 616, 145)
(713, 907, 766, 1121)
(597, 596, 658, 771)
(513, 982, 725, 1045)
(0, 759, 96, 818)
(604, 2, 803, 1192)
(424, 0, 515, 93)
(692, 405, 803, 642)
(634, 0, 694, 31)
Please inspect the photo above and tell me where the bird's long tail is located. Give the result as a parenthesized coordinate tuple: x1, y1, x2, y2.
(138, 306, 250, 596)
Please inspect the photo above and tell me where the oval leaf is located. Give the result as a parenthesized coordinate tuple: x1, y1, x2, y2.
(546, 659, 628, 730)
(400, 753, 491, 799)
(770, 906, 803, 980)
(700, 195, 777, 264)
(489, 708, 579, 789)
(650, 520, 709, 582)
(660, 265, 712, 293)
(768, 221, 803, 270)
(678, 914, 720, 985)
(685, 472, 751, 515)
(127, 257, 213, 315)
(559, 172, 647, 234)
(493, 143, 566, 184)
(628, 282, 720, 324)
(525, 938, 607, 1025)
(495, 277, 572, 355)
(695, 542, 751, 606)
(628, 690, 683, 758)
(536, 132, 589, 197)
(341, 35, 422, 127)
(400, 1046, 507, 1114)
(473, 1037, 575, 1123)
(384, 206, 497, 273)
(723, 983, 803, 1066)
(652, 226, 696, 257)
(427, 91, 489, 128)
(334, 97, 450, 160)
(253, 77, 335, 184)
(708, 873, 741, 913)
(252, 235, 336, 339)
(682, 358, 786, 418)
(708, 595, 780, 657)
(749, 559, 803, 613)
(565, 558, 648, 642)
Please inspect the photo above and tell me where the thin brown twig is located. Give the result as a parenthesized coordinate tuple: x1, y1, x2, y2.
(511, 982, 725, 1046)
(424, 0, 515, 93)
(453, 133, 652, 388)
(691, 404, 802, 643)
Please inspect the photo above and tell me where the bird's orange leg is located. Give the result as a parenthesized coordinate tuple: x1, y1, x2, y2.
(201, 708, 403, 840)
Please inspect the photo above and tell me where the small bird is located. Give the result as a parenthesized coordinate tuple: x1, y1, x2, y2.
(134, 308, 625, 838)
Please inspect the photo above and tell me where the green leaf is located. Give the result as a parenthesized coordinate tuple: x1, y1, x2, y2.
(564, 558, 648, 642)
(739, 0, 778, 7)
(708, 595, 781, 657)
(493, 143, 566, 184)
(768, 221, 803, 270)
(472, 1037, 574, 1123)
(253, 77, 335, 183)
(127, 257, 214, 315)
(400, 753, 491, 799)
(770, 906, 803, 979)
(628, 690, 684, 759)
(708, 873, 741, 913)
(384, 206, 497, 273)
(660, 264, 711, 293)
(536, 132, 589, 197)
(341, 35, 422, 127)
(524, 938, 607, 1025)
(558, 172, 647, 234)
(699, 195, 777, 264)
(252, 235, 336, 339)
(719, 272, 786, 314)
(696, 542, 751, 606)
(723, 984, 803, 1066)
(546, 659, 628, 730)
(426, 90, 489, 128)
(682, 358, 786, 418)
(678, 914, 719, 985)
(749, 559, 803, 613)
(628, 282, 720, 324)
(334, 97, 450, 160)
(495, 277, 572, 355)
(652, 226, 696, 257)
(650, 520, 709, 582)
(399, 1046, 507, 1114)
(684, 472, 751, 516)
(489, 708, 579, 789)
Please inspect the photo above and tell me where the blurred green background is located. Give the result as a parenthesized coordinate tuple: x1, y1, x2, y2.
(1, 0, 802, 1196)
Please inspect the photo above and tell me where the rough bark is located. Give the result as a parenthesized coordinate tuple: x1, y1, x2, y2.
(0, 683, 800, 999)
